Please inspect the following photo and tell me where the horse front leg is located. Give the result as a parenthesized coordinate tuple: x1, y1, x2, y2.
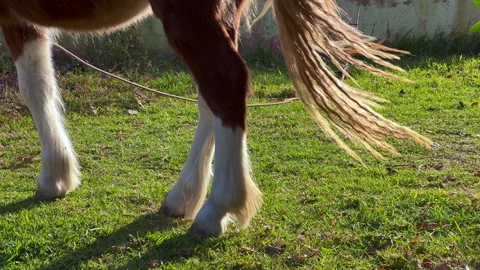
(160, 94, 215, 219)
(188, 116, 262, 236)
(151, 0, 262, 236)
(2, 25, 80, 199)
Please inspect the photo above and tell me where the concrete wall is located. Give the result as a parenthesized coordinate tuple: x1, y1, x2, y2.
(341, 0, 480, 39)
(245, 0, 480, 52)
(132, 0, 480, 53)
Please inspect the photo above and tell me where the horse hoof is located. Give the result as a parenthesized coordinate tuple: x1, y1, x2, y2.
(187, 222, 220, 238)
(159, 191, 186, 218)
(159, 201, 185, 218)
(34, 188, 65, 201)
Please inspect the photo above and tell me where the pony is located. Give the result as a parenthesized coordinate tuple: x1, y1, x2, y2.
(0, 0, 431, 237)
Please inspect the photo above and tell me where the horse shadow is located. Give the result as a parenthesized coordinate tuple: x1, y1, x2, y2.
(0, 197, 46, 216)
(39, 212, 221, 270)
(119, 231, 232, 269)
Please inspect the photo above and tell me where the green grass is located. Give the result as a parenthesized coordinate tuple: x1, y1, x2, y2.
(1, 54, 479, 269)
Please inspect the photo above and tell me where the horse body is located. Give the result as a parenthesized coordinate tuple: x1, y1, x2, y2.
(1, 0, 430, 236)
(0, 0, 151, 31)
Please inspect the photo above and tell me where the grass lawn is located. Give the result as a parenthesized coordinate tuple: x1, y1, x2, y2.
(0, 52, 479, 269)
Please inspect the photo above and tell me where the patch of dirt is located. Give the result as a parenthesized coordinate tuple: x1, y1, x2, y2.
(428, 134, 480, 171)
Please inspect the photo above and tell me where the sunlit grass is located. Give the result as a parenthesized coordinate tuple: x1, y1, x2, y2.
(1, 54, 479, 269)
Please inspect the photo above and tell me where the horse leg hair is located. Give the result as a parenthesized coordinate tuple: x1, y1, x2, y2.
(2, 25, 80, 199)
(159, 94, 215, 220)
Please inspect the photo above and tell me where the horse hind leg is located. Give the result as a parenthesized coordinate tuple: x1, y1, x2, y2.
(2, 25, 80, 199)
(151, 0, 262, 236)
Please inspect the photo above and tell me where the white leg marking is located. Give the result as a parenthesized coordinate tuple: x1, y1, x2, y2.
(160, 94, 215, 219)
(15, 39, 80, 199)
(190, 117, 262, 236)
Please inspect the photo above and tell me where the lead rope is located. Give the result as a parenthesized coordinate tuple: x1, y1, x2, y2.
(53, 43, 299, 107)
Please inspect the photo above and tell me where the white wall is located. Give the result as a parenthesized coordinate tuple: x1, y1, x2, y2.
(235, 0, 480, 53)
(339, 0, 480, 39)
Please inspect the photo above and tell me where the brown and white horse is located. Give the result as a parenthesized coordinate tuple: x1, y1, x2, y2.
(0, 0, 431, 236)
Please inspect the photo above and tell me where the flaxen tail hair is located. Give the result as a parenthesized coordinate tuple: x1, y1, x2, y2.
(252, 0, 432, 163)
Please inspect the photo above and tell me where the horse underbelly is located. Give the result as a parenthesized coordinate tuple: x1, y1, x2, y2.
(2, 0, 151, 31)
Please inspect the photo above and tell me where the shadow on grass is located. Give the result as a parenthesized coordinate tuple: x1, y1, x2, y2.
(0, 197, 46, 216)
(120, 233, 221, 269)
(39, 212, 218, 270)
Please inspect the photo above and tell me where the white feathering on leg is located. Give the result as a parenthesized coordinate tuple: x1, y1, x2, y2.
(160, 94, 215, 219)
(15, 39, 80, 199)
(190, 117, 262, 236)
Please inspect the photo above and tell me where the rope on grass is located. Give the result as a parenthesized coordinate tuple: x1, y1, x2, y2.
(53, 43, 300, 107)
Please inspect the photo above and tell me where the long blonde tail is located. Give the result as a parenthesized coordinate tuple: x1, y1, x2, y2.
(269, 0, 431, 163)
